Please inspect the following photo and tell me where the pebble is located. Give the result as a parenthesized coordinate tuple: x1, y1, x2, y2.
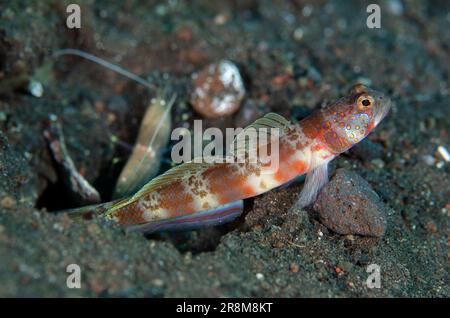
(387, 0, 404, 15)
(27, 79, 43, 97)
(289, 263, 299, 273)
(190, 60, 245, 118)
(0, 196, 16, 209)
(256, 273, 264, 280)
(152, 278, 165, 287)
(293, 27, 304, 41)
(371, 158, 385, 169)
(425, 220, 437, 233)
(437, 146, 450, 162)
(314, 169, 388, 237)
(87, 223, 101, 236)
(422, 155, 436, 166)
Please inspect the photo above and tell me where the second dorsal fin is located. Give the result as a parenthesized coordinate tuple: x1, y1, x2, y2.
(106, 160, 214, 214)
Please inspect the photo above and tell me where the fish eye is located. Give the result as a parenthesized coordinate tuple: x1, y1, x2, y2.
(357, 95, 374, 110)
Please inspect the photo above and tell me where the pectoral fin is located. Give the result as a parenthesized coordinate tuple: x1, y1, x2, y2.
(127, 200, 244, 234)
(294, 163, 329, 209)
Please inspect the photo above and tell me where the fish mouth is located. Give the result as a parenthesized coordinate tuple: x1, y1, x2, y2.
(373, 96, 392, 126)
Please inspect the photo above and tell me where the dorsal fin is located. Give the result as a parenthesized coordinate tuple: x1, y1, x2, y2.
(106, 159, 216, 214)
(133, 161, 211, 199)
(230, 112, 290, 156)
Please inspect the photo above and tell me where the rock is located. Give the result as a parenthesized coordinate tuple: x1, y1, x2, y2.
(313, 169, 387, 237)
(289, 263, 299, 273)
(0, 196, 16, 209)
(190, 60, 245, 118)
(349, 138, 384, 161)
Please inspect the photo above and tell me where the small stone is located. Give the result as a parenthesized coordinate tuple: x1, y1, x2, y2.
(425, 117, 436, 130)
(214, 13, 229, 25)
(422, 155, 435, 166)
(0, 196, 16, 209)
(314, 169, 388, 237)
(425, 220, 437, 233)
(338, 261, 353, 272)
(152, 278, 164, 287)
(106, 112, 117, 125)
(87, 223, 101, 236)
(289, 263, 299, 273)
(190, 60, 245, 118)
(437, 146, 450, 162)
(387, 0, 404, 15)
(371, 158, 385, 169)
(256, 273, 264, 280)
(89, 278, 106, 294)
(27, 80, 43, 97)
(293, 27, 304, 41)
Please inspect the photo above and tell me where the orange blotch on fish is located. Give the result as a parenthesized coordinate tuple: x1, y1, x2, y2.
(115, 204, 147, 226)
(241, 185, 256, 197)
(312, 144, 324, 152)
(274, 170, 284, 182)
(274, 168, 289, 182)
(217, 194, 229, 205)
(292, 160, 308, 174)
(158, 180, 195, 215)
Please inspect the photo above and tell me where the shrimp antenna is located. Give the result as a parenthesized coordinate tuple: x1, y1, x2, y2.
(53, 48, 155, 90)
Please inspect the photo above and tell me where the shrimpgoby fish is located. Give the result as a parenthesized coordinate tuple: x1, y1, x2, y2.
(62, 84, 391, 234)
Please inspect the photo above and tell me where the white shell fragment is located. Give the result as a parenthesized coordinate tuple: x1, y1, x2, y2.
(28, 80, 44, 97)
(437, 145, 450, 162)
(191, 60, 245, 118)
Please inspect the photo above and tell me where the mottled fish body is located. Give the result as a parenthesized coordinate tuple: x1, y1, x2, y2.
(64, 84, 391, 234)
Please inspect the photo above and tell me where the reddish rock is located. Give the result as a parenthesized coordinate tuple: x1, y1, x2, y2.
(313, 169, 388, 237)
(190, 60, 245, 118)
(289, 263, 299, 273)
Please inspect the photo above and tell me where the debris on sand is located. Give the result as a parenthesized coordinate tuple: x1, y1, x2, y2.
(436, 145, 450, 163)
(314, 169, 388, 237)
(43, 115, 100, 205)
(190, 60, 245, 118)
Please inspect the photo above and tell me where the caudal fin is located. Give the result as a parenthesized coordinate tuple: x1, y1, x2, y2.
(55, 200, 122, 221)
